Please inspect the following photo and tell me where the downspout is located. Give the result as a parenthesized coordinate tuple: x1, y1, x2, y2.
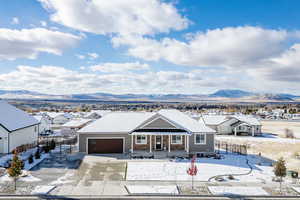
(7, 131, 10, 154)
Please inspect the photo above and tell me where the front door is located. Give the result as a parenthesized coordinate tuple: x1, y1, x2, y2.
(155, 135, 163, 150)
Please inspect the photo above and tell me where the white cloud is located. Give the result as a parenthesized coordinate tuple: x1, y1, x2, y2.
(250, 44, 300, 83)
(112, 26, 294, 68)
(87, 52, 99, 60)
(40, 20, 47, 27)
(0, 65, 235, 94)
(90, 62, 149, 73)
(38, 0, 189, 35)
(76, 54, 85, 60)
(11, 17, 19, 25)
(0, 28, 82, 60)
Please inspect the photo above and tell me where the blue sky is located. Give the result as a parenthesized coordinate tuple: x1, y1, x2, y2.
(0, 0, 300, 94)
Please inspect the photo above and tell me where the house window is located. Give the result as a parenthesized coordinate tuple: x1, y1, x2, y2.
(171, 135, 182, 144)
(136, 135, 147, 144)
(34, 126, 37, 132)
(195, 134, 206, 144)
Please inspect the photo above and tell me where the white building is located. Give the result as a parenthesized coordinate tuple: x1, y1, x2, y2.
(0, 101, 39, 153)
(33, 115, 51, 134)
(45, 112, 72, 125)
(201, 115, 262, 136)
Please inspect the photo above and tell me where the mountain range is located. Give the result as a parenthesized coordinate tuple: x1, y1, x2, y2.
(0, 89, 299, 102)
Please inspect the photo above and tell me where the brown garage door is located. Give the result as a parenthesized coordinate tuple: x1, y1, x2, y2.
(88, 139, 123, 154)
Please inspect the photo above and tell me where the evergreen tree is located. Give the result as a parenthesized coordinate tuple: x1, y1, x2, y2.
(7, 152, 23, 191)
(274, 157, 287, 193)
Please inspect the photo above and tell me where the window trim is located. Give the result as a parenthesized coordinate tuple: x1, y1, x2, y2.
(171, 135, 182, 144)
(194, 133, 206, 145)
(135, 135, 147, 145)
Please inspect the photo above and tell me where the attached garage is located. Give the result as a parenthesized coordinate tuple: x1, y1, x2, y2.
(87, 138, 124, 154)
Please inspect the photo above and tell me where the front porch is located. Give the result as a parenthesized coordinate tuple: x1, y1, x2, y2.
(130, 133, 191, 157)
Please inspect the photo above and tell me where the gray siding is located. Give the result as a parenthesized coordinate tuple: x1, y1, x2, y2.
(142, 118, 177, 129)
(189, 133, 214, 153)
(79, 132, 215, 154)
(79, 133, 131, 153)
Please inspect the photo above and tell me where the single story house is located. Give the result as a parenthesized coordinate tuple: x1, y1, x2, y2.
(201, 115, 262, 136)
(78, 109, 215, 155)
(0, 101, 39, 153)
(45, 112, 72, 125)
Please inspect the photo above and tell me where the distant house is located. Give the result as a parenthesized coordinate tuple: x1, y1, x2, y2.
(201, 115, 262, 136)
(45, 112, 72, 125)
(0, 101, 39, 153)
(33, 115, 51, 134)
(83, 110, 111, 120)
(78, 109, 215, 155)
(62, 118, 92, 130)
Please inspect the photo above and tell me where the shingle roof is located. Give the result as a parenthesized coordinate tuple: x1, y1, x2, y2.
(230, 115, 261, 126)
(78, 109, 215, 134)
(78, 112, 155, 133)
(62, 118, 92, 128)
(0, 101, 39, 132)
(201, 115, 228, 125)
(158, 109, 215, 133)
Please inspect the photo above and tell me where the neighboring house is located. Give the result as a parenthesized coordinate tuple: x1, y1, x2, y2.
(45, 112, 72, 124)
(283, 113, 300, 120)
(0, 101, 39, 153)
(33, 115, 51, 134)
(201, 115, 262, 136)
(61, 118, 92, 136)
(83, 110, 111, 120)
(78, 109, 215, 155)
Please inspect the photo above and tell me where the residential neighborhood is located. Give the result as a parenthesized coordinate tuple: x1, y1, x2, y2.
(1, 0, 300, 198)
(1, 99, 300, 198)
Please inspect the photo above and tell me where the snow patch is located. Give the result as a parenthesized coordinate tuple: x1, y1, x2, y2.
(208, 186, 268, 196)
(126, 185, 179, 194)
(31, 185, 56, 195)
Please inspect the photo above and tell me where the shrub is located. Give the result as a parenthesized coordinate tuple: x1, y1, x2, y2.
(284, 128, 294, 138)
(43, 145, 50, 153)
(50, 139, 56, 150)
(28, 154, 34, 164)
(35, 150, 41, 159)
(228, 175, 234, 180)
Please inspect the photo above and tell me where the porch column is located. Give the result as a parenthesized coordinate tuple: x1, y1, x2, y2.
(234, 127, 237, 136)
(168, 135, 171, 152)
(185, 135, 187, 151)
(187, 135, 189, 153)
(131, 134, 134, 153)
(150, 135, 152, 153)
(252, 126, 255, 137)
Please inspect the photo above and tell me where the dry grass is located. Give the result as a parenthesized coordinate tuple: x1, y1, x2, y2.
(217, 136, 300, 172)
(261, 120, 300, 138)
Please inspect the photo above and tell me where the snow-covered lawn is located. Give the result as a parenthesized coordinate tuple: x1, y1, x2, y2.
(0, 147, 39, 167)
(0, 173, 41, 183)
(216, 134, 300, 144)
(208, 186, 269, 196)
(126, 185, 178, 194)
(127, 153, 274, 182)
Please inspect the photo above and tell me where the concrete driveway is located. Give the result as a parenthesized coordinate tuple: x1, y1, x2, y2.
(53, 154, 128, 195)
